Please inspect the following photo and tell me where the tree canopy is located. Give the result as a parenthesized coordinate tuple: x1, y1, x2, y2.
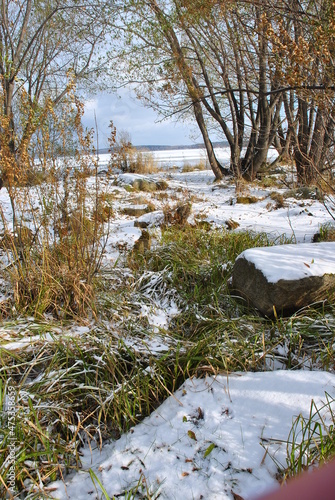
(0, 0, 109, 180)
(109, 0, 335, 184)
(1, 0, 334, 185)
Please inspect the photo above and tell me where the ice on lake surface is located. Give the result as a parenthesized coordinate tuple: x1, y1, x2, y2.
(150, 147, 231, 167)
(97, 145, 277, 169)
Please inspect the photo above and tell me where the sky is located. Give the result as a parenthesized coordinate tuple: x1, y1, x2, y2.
(83, 89, 200, 148)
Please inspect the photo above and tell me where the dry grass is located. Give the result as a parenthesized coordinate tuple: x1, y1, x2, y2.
(0, 93, 110, 321)
(163, 201, 192, 226)
(1, 225, 334, 497)
(182, 160, 207, 172)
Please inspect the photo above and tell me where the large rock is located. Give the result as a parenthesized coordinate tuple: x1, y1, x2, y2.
(122, 204, 153, 217)
(117, 173, 168, 192)
(232, 242, 335, 316)
(134, 210, 164, 228)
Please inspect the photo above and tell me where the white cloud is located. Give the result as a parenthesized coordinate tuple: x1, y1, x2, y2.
(83, 91, 198, 147)
(83, 98, 99, 114)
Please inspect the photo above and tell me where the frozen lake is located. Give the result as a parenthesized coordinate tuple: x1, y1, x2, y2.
(150, 147, 231, 168)
(97, 145, 278, 171)
(97, 146, 232, 170)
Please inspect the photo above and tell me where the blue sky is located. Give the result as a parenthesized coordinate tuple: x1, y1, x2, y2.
(83, 90, 199, 148)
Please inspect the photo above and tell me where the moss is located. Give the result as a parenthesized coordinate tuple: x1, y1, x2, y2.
(156, 180, 169, 190)
(124, 184, 134, 193)
(261, 176, 280, 188)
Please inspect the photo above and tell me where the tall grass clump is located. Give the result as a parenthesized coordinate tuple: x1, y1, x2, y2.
(109, 129, 158, 174)
(269, 393, 335, 483)
(0, 80, 112, 319)
(130, 226, 273, 307)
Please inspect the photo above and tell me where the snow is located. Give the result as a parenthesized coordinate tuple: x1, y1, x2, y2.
(0, 323, 90, 351)
(148, 147, 215, 168)
(50, 371, 335, 500)
(1, 147, 335, 499)
(237, 242, 335, 283)
(136, 210, 164, 227)
(140, 301, 179, 333)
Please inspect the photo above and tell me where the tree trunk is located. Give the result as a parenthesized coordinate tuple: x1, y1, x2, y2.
(148, 0, 230, 180)
(192, 101, 229, 180)
(239, 6, 277, 181)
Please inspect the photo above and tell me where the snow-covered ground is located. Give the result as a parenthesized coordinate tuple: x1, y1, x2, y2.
(94, 148, 331, 256)
(1, 147, 335, 499)
(49, 371, 335, 500)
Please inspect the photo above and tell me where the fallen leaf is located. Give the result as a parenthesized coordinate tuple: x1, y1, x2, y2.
(204, 443, 216, 458)
(187, 430, 197, 441)
(232, 491, 245, 500)
(197, 407, 204, 420)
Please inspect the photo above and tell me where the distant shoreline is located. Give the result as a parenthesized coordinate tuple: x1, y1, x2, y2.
(97, 141, 228, 154)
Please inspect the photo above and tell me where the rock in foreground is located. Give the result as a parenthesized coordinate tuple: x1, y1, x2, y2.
(232, 242, 335, 316)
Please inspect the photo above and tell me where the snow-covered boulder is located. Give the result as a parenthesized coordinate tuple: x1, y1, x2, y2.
(232, 242, 335, 316)
(134, 210, 164, 228)
(122, 204, 152, 217)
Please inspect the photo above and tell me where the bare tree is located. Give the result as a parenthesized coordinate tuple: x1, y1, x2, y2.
(0, 0, 108, 184)
(111, 0, 285, 180)
(112, 0, 335, 184)
(177, 2, 283, 179)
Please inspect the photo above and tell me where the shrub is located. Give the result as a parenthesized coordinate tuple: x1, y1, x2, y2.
(110, 130, 158, 173)
(182, 161, 207, 172)
(0, 87, 110, 319)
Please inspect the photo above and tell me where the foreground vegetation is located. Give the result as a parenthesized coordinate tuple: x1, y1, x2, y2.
(0, 225, 334, 498)
(1, 0, 335, 496)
